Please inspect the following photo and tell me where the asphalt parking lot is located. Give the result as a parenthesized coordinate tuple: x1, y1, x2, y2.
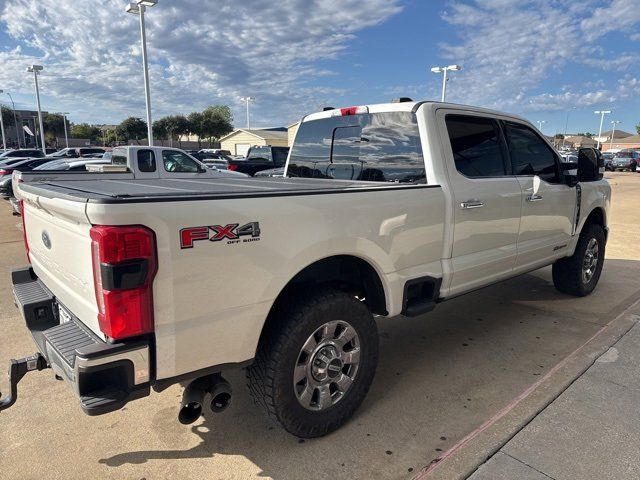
(1, 172, 639, 480)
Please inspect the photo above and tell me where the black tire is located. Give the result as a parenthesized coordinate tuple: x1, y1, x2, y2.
(247, 288, 378, 438)
(552, 224, 605, 296)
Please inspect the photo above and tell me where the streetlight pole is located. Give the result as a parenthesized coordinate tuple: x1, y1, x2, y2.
(4, 92, 20, 148)
(240, 97, 254, 129)
(536, 120, 546, 132)
(27, 65, 47, 154)
(609, 120, 621, 152)
(430, 65, 462, 102)
(60, 112, 69, 148)
(126, 1, 157, 146)
(594, 110, 611, 150)
(562, 106, 576, 149)
(0, 90, 6, 150)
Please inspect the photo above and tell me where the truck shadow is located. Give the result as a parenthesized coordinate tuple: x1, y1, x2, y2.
(99, 259, 640, 479)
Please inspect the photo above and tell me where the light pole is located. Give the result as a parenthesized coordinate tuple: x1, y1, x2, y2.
(4, 92, 20, 148)
(609, 120, 621, 151)
(27, 65, 47, 154)
(562, 106, 576, 149)
(58, 112, 70, 148)
(126, 0, 157, 146)
(536, 120, 546, 133)
(594, 110, 611, 149)
(0, 90, 6, 150)
(240, 97, 254, 129)
(430, 65, 462, 102)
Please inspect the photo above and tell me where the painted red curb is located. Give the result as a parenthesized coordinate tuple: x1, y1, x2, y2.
(413, 306, 637, 479)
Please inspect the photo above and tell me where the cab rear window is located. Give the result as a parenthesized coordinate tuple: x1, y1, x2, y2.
(287, 112, 425, 183)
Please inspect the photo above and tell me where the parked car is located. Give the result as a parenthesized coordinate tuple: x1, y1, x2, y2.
(253, 166, 285, 177)
(46, 147, 106, 159)
(0, 148, 45, 160)
(38, 158, 111, 171)
(195, 151, 234, 169)
(226, 145, 289, 176)
(199, 148, 232, 156)
(15, 146, 247, 186)
(609, 150, 640, 171)
(2, 101, 610, 440)
(0, 157, 55, 198)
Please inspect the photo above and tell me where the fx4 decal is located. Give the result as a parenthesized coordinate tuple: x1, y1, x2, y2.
(180, 222, 261, 249)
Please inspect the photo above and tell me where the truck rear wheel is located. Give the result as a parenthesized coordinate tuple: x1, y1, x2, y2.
(552, 224, 605, 297)
(247, 288, 378, 438)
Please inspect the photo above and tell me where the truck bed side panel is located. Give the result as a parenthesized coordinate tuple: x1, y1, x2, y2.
(84, 186, 446, 379)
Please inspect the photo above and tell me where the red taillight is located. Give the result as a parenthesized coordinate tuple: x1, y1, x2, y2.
(19, 200, 30, 263)
(228, 164, 238, 171)
(335, 106, 369, 116)
(90, 225, 157, 340)
(0, 168, 14, 175)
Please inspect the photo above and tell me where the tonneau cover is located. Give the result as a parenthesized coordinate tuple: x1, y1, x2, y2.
(18, 177, 427, 203)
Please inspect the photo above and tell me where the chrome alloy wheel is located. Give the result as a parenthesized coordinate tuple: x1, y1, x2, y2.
(293, 320, 361, 411)
(582, 237, 599, 284)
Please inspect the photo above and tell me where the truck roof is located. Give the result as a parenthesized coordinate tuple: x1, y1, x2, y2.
(18, 176, 436, 204)
(302, 100, 528, 124)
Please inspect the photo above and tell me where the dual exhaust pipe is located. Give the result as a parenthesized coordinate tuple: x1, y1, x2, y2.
(178, 373, 232, 425)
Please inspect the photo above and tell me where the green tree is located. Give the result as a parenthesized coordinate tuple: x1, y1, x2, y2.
(636, 124, 640, 135)
(187, 111, 205, 148)
(201, 105, 233, 147)
(1, 104, 15, 128)
(554, 133, 564, 139)
(71, 123, 101, 142)
(163, 115, 189, 147)
(152, 118, 169, 145)
(42, 113, 68, 146)
(118, 117, 147, 143)
(1, 105, 17, 148)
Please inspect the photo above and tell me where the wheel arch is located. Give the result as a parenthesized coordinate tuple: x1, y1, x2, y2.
(255, 255, 388, 349)
(581, 206, 608, 241)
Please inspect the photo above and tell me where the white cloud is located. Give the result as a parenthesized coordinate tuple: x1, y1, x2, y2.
(438, 0, 640, 112)
(0, 0, 403, 124)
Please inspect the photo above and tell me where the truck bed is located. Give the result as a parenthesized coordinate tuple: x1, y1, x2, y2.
(18, 177, 432, 203)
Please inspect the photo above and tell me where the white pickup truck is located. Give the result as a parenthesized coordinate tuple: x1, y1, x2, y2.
(1, 101, 610, 438)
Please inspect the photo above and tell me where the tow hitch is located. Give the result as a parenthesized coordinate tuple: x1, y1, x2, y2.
(0, 353, 48, 412)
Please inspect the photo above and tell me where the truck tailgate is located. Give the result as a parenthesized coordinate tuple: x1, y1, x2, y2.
(20, 192, 102, 337)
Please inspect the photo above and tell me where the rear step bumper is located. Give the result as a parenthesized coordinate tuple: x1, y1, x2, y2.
(1, 266, 151, 415)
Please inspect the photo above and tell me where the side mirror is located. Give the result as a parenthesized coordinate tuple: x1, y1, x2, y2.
(561, 159, 579, 187)
(577, 147, 604, 182)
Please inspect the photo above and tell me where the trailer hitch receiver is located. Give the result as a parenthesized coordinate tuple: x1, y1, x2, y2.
(0, 353, 48, 412)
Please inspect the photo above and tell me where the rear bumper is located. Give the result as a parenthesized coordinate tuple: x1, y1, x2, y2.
(10, 266, 150, 415)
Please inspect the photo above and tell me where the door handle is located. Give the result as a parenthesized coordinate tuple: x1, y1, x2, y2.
(460, 199, 484, 209)
(527, 194, 543, 202)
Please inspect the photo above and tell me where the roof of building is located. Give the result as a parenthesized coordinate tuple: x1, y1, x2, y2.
(219, 128, 288, 142)
(565, 135, 598, 144)
(600, 129, 633, 138)
(611, 134, 640, 144)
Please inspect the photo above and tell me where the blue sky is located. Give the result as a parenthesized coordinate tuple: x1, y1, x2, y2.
(1, 0, 639, 136)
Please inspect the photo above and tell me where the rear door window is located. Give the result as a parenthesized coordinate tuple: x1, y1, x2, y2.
(288, 111, 425, 183)
(504, 122, 560, 183)
(445, 115, 508, 177)
(137, 149, 156, 172)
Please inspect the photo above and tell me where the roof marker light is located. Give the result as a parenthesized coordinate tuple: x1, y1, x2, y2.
(333, 106, 369, 117)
